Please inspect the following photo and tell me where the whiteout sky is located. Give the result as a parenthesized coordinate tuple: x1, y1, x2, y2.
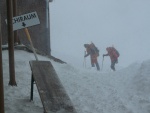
(49, 0, 150, 68)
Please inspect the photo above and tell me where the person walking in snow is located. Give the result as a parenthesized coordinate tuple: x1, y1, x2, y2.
(103, 46, 119, 71)
(84, 43, 100, 71)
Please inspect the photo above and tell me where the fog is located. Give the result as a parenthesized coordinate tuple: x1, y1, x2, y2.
(49, 0, 150, 69)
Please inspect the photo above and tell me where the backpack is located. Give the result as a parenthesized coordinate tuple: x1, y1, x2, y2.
(112, 47, 120, 57)
(115, 49, 120, 57)
(90, 43, 99, 56)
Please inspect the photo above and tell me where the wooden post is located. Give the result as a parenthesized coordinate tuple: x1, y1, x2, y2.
(0, 14, 5, 113)
(6, 0, 17, 86)
(13, 0, 20, 44)
(24, 28, 38, 61)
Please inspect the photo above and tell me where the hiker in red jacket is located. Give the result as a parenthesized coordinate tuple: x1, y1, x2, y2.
(103, 47, 119, 71)
(84, 43, 100, 71)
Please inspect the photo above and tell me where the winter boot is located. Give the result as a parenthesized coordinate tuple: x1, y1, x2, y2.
(96, 62, 100, 71)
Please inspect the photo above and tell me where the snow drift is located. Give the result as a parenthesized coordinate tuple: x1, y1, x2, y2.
(3, 50, 150, 113)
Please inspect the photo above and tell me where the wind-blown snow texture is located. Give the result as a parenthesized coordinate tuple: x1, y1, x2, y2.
(3, 50, 150, 113)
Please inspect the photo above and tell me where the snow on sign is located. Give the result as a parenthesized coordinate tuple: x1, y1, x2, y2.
(6, 11, 40, 31)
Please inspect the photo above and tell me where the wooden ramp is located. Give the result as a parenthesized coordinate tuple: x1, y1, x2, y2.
(29, 61, 77, 113)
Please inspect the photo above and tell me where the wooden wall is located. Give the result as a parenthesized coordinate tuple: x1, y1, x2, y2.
(0, 0, 51, 55)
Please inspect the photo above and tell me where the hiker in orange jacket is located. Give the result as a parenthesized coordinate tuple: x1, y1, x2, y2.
(84, 43, 100, 71)
(103, 47, 119, 71)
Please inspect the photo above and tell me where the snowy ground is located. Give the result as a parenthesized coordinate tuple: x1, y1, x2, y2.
(3, 50, 150, 113)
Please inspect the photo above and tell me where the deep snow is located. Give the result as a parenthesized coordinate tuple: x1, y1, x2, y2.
(3, 50, 150, 113)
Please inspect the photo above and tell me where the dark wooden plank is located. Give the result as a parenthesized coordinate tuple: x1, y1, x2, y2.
(29, 61, 77, 113)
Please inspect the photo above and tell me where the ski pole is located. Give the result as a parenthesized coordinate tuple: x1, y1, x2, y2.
(83, 57, 86, 68)
(83, 57, 85, 67)
(83, 51, 86, 68)
(101, 57, 104, 70)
